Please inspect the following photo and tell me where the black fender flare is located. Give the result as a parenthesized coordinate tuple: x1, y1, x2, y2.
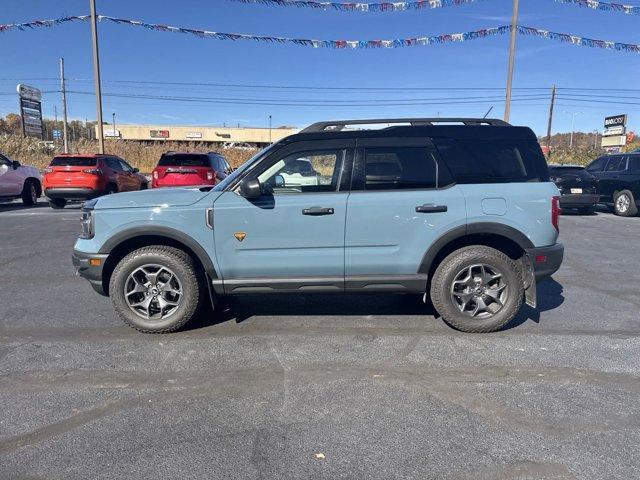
(418, 222, 535, 274)
(99, 226, 218, 278)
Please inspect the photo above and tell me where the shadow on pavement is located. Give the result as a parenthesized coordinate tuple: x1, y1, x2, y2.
(503, 278, 564, 330)
(186, 293, 436, 331)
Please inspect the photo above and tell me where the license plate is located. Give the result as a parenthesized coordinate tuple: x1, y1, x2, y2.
(570, 188, 583, 194)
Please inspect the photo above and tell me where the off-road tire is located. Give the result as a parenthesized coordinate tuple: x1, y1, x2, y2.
(140, 183, 148, 190)
(105, 183, 118, 195)
(109, 246, 204, 333)
(613, 190, 638, 217)
(430, 245, 524, 333)
(21, 179, 38, 206)
(49, 198, 67, 209)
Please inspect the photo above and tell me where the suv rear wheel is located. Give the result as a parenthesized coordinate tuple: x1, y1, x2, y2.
(430, 246, 524, 333)
(109, 246, 204, 333)
(613, 190, 638, 217)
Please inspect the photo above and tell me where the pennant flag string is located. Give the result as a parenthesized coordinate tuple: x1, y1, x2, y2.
(226, 0, 482, 12)
(554, 0, 640, 15)
(1, 15, 639, 54)
(0, 15, 89, 33)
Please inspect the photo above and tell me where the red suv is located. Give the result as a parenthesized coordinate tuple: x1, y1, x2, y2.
(152, 152, 231, 188)
(43, 154, 148, 209)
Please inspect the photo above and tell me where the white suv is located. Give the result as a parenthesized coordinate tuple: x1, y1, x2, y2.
(0, 152, 42, 206)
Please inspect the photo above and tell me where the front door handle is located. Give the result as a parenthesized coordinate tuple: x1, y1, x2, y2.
(302, 207, 334, 216)
(416, 204, 448, 213)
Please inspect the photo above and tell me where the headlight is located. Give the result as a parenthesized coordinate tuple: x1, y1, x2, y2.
(80, 210, 94, 239)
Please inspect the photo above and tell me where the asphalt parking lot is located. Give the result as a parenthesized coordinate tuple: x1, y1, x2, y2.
(1, 198, 639, 480)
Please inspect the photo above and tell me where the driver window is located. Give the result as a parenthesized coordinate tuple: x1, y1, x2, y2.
(257, 149, 343, 194)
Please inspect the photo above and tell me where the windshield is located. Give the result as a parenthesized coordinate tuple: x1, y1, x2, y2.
(213, 143, 279, 191)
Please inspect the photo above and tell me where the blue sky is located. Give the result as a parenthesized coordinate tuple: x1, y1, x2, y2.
(1, 0, 638, 135)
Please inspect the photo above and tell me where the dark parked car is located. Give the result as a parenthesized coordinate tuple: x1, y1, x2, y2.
(548, 165, 600, 214)
(586, 153, 640, 216)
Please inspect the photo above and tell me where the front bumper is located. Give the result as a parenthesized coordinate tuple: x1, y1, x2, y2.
(72, 249, 109, 295)
(46, 188, 104, 200)
(559, 193, 600, 208)
(526, 243, 564, 281)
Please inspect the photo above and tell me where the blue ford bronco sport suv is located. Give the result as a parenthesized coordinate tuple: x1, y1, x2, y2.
(73, 118, 563, 333)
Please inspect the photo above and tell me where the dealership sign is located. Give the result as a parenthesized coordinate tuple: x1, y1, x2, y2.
(186, 132, 202, 139)
(16, 84, 43, 139)
(604, 114, 627, 129)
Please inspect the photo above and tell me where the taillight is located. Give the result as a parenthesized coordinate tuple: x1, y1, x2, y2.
(152, 170, 158, 180)
(43, 167, 53, 174)
(551, 196, 561, 232)
(206, 170, 214, 181)
(82, 168, 103, 176)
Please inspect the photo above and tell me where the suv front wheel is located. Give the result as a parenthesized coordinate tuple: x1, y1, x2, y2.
(430, 246, 524, 333)
(109, 246, 205, 333)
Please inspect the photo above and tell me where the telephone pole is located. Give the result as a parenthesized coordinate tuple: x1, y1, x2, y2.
(545, 85, 556, 155)
(504, 0, 520, 122)
(60, 58, 69, 153)
(90, 0, 105, 154)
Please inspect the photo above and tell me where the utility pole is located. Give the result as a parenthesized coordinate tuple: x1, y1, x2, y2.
(504, 0, 520, 123)
(112, 112, 116, 138)
(60, 58, 69, 153)
(90, 0, 105, 154)
(545, 85, 556, 155)
(269, 115, 272, 143)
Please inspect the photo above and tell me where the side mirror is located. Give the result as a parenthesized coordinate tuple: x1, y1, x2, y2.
(12, 160, 20, 170)
(0, 164, 8, 176)
(275, 174, 285, 188)
(239, 179, 262, 199)
(132, 167, 139, 173)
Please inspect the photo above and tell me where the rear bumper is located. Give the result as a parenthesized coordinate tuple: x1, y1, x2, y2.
(559, 193, 600, 208)
(72, 249, 109, 295)
(46, 188, 103, 200)
(526, 243, 564, 281)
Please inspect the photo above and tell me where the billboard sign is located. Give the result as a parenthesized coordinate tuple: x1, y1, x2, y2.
(150, 129, 170, 139)
(17, 84, 43, 139)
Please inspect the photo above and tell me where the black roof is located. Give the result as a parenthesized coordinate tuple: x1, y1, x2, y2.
(280, 124, 537, 145)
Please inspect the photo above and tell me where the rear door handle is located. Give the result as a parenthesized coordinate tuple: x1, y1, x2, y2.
(416, 204, 448, 213)
(302, 207, 334, 216)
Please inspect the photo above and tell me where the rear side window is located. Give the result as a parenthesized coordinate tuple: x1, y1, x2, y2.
(364, 146, 438, 190)
(434, 139, 548, 184)
(50, 156, 97, 167)
(158, 154, 210, 167)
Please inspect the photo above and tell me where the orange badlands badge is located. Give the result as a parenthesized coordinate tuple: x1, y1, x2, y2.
(234, 232, 247, 242)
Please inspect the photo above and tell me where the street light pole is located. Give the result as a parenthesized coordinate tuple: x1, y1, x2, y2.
(90, 0, 105, 154)
(269, 115, 272, 143)
(112, 112, 116, 138)
(504, 0, 519, 123)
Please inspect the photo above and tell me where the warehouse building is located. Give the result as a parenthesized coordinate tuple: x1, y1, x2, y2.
(98, 124, 299, 147)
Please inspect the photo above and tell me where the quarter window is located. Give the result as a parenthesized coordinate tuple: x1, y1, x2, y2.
(434, 139, 546, 183)
(627, 156, 640, 173)
(363, 146, 438, 190)
(257, 149, 343, 194)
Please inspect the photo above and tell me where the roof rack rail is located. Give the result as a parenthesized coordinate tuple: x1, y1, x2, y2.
(301, 118, 510, 133)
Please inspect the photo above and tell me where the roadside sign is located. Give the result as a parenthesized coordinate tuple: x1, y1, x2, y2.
(16, 84, 43, 139)
(604, 114, 627, 129)
(601, 135, 627, 148)
(603, 125, 625, 136)
(104, 129, 120, 138)
(52, 130, 62, 139)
